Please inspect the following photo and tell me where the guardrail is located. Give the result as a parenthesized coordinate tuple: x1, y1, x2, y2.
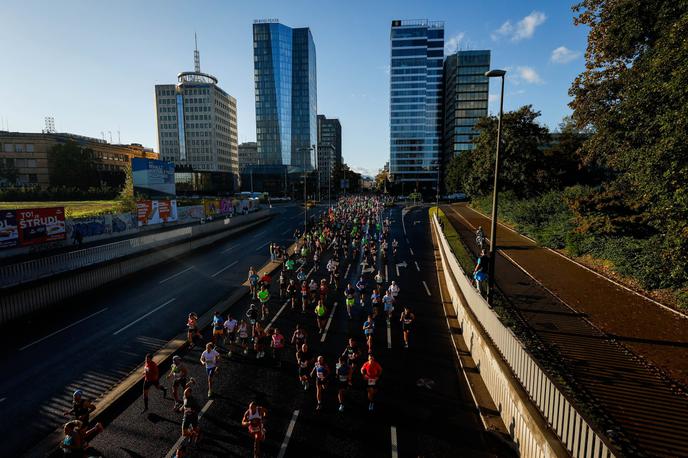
(432, 214, 616, 458)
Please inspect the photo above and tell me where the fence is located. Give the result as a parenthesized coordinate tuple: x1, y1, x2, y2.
(432, 214, 616, 458)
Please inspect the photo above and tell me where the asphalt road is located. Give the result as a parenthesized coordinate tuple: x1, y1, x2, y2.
(0, 204, 327, 458)
(78, 205, 514, 457)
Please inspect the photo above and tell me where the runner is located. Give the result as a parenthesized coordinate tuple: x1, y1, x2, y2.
(363, 314, 375, 353)
(186, 312, 201, 349)
(344, 283, 356, 319)
(382, 289, 395, 322)
(291, 324, 308, 350)
(60, 419, 103, 455)
(360, 354, 383, 411)
(142, 353, 167, 412)
(167, 355, 188, 411)
(296, 343, 313, 390)
(286, 279, 298, 311)
(63, 390, 96, 423)
(246, 303, 259, 326)
(211, 311, 224, 345)
(308, 277, 318, 304)
(253, 321, 267, 359)
(285, 256, 296, 277)
(310, 355, 330, 411)
(181, 380, 200, 445)
(371, 287, 382, 319)
(335, 355, 352, 412)
(301, 280, 309, 313)
(319, 278, 329, 303)
(374, 270, 384, 289)
(271, 328, 286, 366)
(388, 280, 400, 300)
(200, 342, 220, 397)
(315, 299, 327, 334)
(257, 285, 271, 321)
(278, 270, 287, 299)
(238, 319, 250, 355)
(248, 267, 259, 299)
(223, 313, 238, 356)
(342, 337, 361, 372)
(241, 401, 267, 458)
(400, 306, 416, 349)
(356, 276, 367, 308)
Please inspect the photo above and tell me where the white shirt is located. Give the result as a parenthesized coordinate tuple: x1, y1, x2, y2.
(201, 349, 220, 368)
(224, 319, 238, 333)
(388, 284, 400, 297)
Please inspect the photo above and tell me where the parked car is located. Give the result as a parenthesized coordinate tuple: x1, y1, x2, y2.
(444, 193, 467, 201)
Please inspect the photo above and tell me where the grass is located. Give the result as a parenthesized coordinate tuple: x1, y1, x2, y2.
(430, 207, 475, 274)
(0, 200, 123, 219)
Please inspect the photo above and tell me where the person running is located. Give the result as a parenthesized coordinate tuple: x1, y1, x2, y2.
(308, 277, 318, 303)
(186, 312, 201, 349)
(473, 249, 490, 295)
(246, 303, 259, 327)
(363, 314, 375, 353)
(60, 419, 103, 455)
(356, 276, 367, 308)
(374, 270, 384, 289)
(278, 271, 287, 299)
(291, 324, 308, 351)
(200, 343, 220, 397)
(271, 328, 285, 366)
(344, 283, 356, 319)
(248, 267, 259, 299)
(211, 311, 224, 345)
(241, 401, 267, 458)
(360, 354, 383, 411)
(181, 380, 200, 445)
(63, 390, 96, 423)
(142, 353, 167, 412)
(296, 267, 307, 283)
(260, 271, 272, 289)
(335, 355, 352, 413)
(286, 279, 298, 311)
(342, 338, 361, 373)
(257, 285, 271, 321)
(315, 299, 327, 334)
(319, 278, 329, 303)
(382, 289, 395, 322)
(238, 319, 250, 355)
(167, 356, 188, 411)
(388, 280, 400, 300)
(400, 306, 416, 349)
(300, 281, 309, 313)
(310, 356, 330, 411)
(253, 321, 267, 359)
(370, 287, 382, 319)
(285, 256, 296, 277)
(223, 314, 238, 356)
(296, 343, 312, 390)
(475, 226, 485, 251)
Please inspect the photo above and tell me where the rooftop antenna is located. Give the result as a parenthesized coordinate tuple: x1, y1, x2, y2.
(194, 32, 201, 73)
(101, 131, 105, 141)
(117, 130, 121, 144)
(43, 116, 56, 134)
(108, 131, 112, 143)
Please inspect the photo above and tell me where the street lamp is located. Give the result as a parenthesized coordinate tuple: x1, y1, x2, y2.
(298, 145, 314, 234)
(485, 68, 506, 306)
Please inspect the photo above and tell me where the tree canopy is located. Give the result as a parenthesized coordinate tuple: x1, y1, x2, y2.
(48, 141, 101, 189)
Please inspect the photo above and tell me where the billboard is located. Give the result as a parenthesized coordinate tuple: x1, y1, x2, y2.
(17, 207, 66, 246)
(136, 200, 178, 226)
(0, 210, 18, 249)
(132, 158, 176, 199)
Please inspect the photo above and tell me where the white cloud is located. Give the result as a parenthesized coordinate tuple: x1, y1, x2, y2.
(551, 46, 581, 64)
(444, 32, 466, 54)
(492, 11, 546, 42)
(516, 66, 544, 84)
(351, 166, 376, 178)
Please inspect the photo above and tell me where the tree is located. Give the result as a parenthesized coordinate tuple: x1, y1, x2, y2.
(374, 167, 390, 192)
(570, 0, 688, 287)
(48, 141, 101, 189)
(0, 159, 18, 186)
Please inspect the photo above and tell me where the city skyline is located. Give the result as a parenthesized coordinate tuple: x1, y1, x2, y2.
(0, 0, 588, 177)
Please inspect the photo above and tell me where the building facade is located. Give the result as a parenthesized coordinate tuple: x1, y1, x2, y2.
(389, 19, 444, 189)
(317, 115, 342, 166)
(443, 51, 490, 166)
(253, 20, 317, 170)
(238, 142, 260, 171)
(154, 46, 239, 186)
(0, 131, 157, 189)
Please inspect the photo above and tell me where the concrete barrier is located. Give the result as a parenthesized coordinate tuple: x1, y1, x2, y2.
(0, 210, 273, 325)
(431, 214, 617, 458)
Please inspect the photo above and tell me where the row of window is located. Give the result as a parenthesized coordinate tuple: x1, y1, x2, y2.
(2, 143, 35, 153)
(391, 28, 444, 39)
(391, 48, 444, 58)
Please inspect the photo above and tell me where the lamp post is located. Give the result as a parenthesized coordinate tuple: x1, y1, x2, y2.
(485, 68, 506, 306)
(298, 145, 314, 234)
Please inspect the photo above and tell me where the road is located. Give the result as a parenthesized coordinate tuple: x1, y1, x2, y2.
(69, 205, 514, 457)
(0, 204, 325, 458)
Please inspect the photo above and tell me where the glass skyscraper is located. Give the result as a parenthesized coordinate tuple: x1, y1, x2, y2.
(443, 51, 490, 165)
(253, 20, 317, 170)
(389, 19, 444, 187)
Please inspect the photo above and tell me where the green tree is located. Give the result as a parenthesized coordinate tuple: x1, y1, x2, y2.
(570, 0, 688, 287)
(0, 159, 18, 186)
(48, 141, 101, 189)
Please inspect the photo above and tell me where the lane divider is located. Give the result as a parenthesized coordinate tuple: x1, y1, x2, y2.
(387, 320, 392, 349)
(320, 302, 338, 342)
(266, 300, 291, 332)
(409, 247, 414, 256)
(278, 409, 300, 458)
(113, 298, 176, 335)
(159, 266, 194, 284)
(414, 261, 421, 272)
(19, 307, 109, 352)
(422, 281, 431, 297)
(211, 260, 239, 278)
(391, 425, 399, 458)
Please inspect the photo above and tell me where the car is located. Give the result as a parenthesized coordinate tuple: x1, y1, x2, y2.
(445, 193, 467, 201)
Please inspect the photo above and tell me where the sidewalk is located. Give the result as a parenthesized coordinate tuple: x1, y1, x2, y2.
(443, 203, 688, 458)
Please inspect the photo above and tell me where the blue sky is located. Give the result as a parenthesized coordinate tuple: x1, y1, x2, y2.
(0, 0, 588, 177)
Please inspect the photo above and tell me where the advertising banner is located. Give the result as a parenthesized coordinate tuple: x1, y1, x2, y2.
(137, 200, 178, 226)
(132, 158, 176, 199)
(203, 199, 222, 217)
(177, 205, 205, 221)
(16, 207, 66, 246)
(0, 210, 18, 249)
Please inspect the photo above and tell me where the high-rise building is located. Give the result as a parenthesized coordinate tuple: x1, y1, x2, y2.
(443, 51, 490, 166)
(238, 142, 260, 171)
(154, 39, 239, 186)
(389, 19, 444, 190)
(317, 115, 342, 166)
(253, 20, 317, 170)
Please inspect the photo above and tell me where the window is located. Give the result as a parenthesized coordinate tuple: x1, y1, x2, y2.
(4, 143, 13, 152)
(28, 174, 38, 184)
(26, 144, 34, 152)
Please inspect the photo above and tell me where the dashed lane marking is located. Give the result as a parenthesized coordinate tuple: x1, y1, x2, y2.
(222, 245, 235, 254)
(165, 399, 214, 458)
(19, 307, 109, 352)
(211, 260, 238, 278)
(113, 298, 175, 335)
(282, 227, 292, 235)
(409, 247, 414, 256)
(321, 302, 338, 342)
(387, 320, 392, 349)
(0, 397, 5, 403)
(385, 265, 388, 282)
(422, 281, 431, 297)
(344, 263, 351, 279)
(251, 230, 267, 239)
(414, 261, 420, 272)
(255, 241, 271, 252)
(159, 266, 194, 284)
(278, 409, 301, 458)
(391, 426, 399, 458)
(266, 300, 291, 332)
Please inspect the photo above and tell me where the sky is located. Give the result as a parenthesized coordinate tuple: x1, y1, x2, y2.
(0, 0, 589, 178)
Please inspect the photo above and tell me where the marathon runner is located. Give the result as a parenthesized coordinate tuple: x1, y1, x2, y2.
(248, 267, 259, 299)
(63, 389, 96, 423)
(296, 343, 313, 390)
(400, 306, 416, 349)
(342, 337, 361, 373)
(241, 401, 267, 458)
(186, 312, 201, 349)
(200, 342, 220, 397)
(223, 313, 238, 356)
(142, 353, 167, 412)
(291, 324, 308, 350)
(335, 355, 352, 413)
(257, 285, 271, 321)
(181, 379, 199, 444)
(344, 283, 356, 319)
(311, 356, 330, 411)
(363, 314, 375, 354)
(211, 311, 224, 345)
(238, 319, 250, 355)
(360, 354, 383, 412)
(167, 356, 188, 411)
(315, 299, 327, 334)
(271, 328, 285, 366)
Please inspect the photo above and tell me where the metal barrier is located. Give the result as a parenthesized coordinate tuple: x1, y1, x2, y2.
(433, 214, 616, 458)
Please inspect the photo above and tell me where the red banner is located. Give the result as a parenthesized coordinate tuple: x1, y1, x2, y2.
(16, 207, 66, 246)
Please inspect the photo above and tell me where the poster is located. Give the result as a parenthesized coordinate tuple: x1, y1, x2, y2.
(0, 210, 18, 249)
(16, 207, 66, 246)
(137, 200, 178, 226)
(132, 158, 176, 199)
(203, 199, 222, 217)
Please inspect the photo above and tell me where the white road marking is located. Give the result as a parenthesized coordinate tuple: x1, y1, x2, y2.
(222, 245, 235, 254)
(165, 399, 214, 458)
(266, 300, 290, 332)
(344, 263, 351, 278)
(0, 397, 5, 403)
(282, 227, 292, 235)
(387, 321, 392, 349)
(252, 230, 267, 239)
(158, 266, 194, 284)
(409, 247, 414, 256)
(255, 241, 271, 252)
(406, 238, 409, 244)
(385, 265, 388, 282)
(320, 302, 338, 342)
(19, 307, 109, 351)
(414, 261, 421, 272)
(402, 211, 407, 235)
(278, 409, 301, 458)
(391, 426, 399, 458)
(211, 260, 238, 278)
(113, 298, 175, 335)
(422, 281, 431, 296)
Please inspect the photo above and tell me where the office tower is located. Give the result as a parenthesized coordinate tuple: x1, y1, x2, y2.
(443, 51, 490, 165)
(238, 142, 260, 171)
(317, 115, 342, 166)
(154, 38, 239, 184)
(389, 19, 444, 190)
(253, 20, 317, 170)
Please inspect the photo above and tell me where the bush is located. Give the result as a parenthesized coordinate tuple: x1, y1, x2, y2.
(0, 186, 120, 201)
